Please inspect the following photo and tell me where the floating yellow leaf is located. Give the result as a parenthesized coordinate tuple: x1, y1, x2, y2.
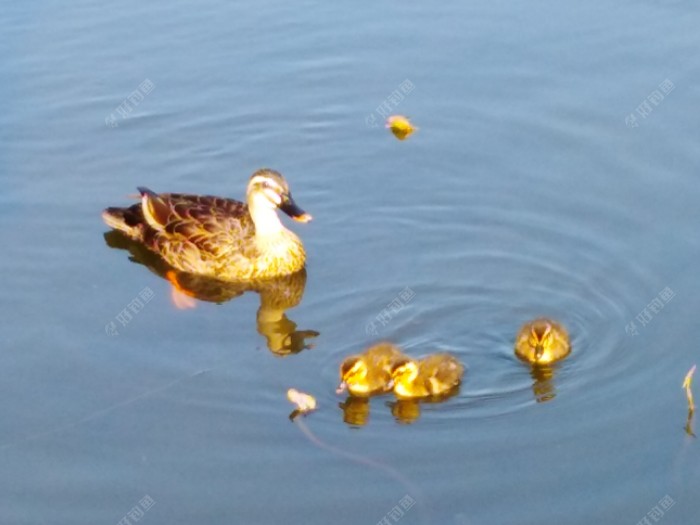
(287, 388, 317, 415)
(683, 364, 696, 413)
(386, 115, 417, 141)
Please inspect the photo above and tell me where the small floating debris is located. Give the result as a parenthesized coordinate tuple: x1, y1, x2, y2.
(683, 365, 696, 437)
(385, 115, 417, 140)
(683, 365, 696, 413)
(287, 388, 317, 419)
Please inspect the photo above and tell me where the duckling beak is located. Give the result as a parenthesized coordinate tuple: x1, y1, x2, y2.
(279, 194, 312, 223)
(534, 344, 544, 361)
(336, 382, 347, 394)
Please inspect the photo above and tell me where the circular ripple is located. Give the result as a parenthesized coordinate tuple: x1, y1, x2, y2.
(301, 182, 661, 426)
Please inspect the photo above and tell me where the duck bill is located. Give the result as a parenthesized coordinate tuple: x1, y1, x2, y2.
(280, 195, 312, 223)
(336, 382, 347, 394)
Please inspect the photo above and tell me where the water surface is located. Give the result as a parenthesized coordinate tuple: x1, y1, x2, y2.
(2, 1, 700, 524)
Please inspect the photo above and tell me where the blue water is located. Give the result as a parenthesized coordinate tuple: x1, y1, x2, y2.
(1, 1, 699, 524)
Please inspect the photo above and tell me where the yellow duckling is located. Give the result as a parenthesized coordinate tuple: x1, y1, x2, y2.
(102, 169, 311, 281)
(514, 318, 571, 365)
(336, 342, 405, 397)
(390, 353, 465, 399)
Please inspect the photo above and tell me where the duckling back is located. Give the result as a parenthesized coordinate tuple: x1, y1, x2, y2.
(392, 353, 465, 399)
(420, 353, 464, 395)
(364, 342, 405, 372)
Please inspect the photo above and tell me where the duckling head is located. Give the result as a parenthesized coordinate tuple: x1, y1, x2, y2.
(390, 358, 420, 384)
(337, 356, 370, 395)
(528, 321, 553, 362)
(516, 318, 571, 365)
(247, 169, 312, 228)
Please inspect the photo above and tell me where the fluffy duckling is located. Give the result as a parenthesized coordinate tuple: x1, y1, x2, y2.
(514, 318, 571, 365)
(390, 353, 465, 399)
(336, 342, 405, 397)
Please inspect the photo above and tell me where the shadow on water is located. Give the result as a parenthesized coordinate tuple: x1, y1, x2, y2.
(103, 230, 319, 355)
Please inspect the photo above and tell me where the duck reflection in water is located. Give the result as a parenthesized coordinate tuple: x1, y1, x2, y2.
(103, 230, 319, 355)
(515, 318, 571, 403)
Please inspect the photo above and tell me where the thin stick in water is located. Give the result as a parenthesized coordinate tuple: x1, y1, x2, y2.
(683, 365, 696, 413)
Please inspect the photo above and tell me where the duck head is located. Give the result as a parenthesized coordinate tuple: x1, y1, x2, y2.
(247, 169, 312, 227)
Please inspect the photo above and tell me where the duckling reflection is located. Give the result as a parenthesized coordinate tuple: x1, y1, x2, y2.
(388, 399, 422, 424)
(529, 364, 557, 404)
(338, 391, 461, 426)
(103, 230, 318, 355)
(387, 387, 461, 424)
(338, 396, 370, 426)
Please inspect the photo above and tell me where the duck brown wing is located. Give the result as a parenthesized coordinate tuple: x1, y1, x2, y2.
(150, 193, 253, 249)
(127, 191, 254, 274)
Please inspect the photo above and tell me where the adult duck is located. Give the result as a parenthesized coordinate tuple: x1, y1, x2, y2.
(102, 169, 311, 281)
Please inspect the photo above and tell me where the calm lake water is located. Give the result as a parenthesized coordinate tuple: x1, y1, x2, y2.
(2, 1, 700, 524)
